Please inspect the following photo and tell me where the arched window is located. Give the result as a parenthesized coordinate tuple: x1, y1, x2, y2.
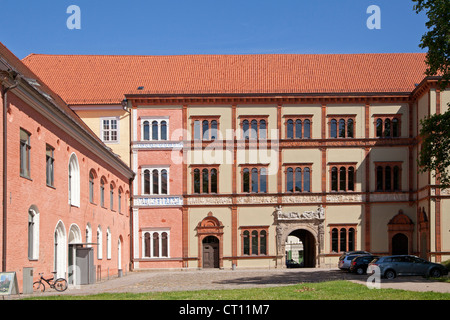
(384, 119, 391, 137)
(28, 206, 39, 260)
(295, 167, 302, 192)
(210, 168, 218, 193)
(210, 120, 218, 140)
(331, 167, 338, 191)
(331, 228, 338, 252)
(242, 120, 249, 140)
(161, 170, 168, 195)
(385, 166, 392, 191)
(160, 121, 167, 140)
(251, 120, 258, 139)
(153, 233, 160, 257)
(251, 230, 259, 255)
(347, 119, 354, 138)
(339, 167, 347, 191)
(194, 120, 201, 140)
(260, 230, 267, 255)
(251, 168, 258, 193)
(348, 228, 355, 251)
(304, 119, 311, 138)
(106, 228, 111, 260)
(243, 168, 250, 193)
(303, 167, 311, 192)
(119, 188, 123, 213)
(110, 184, 115, 210)
(286, 167, 294, 192)
(348, 167, 355, 191)
(89, 171, 95, 203)
(202, 168, 209, 193)
(68, 154, 80, 207)
(393, 166, 400, 191)
(287, 119, 294, 139)
(97, 226, 103, 259)
(339, 119, 346, 138)
(376, 118, 383, 137)
(330, 119, 337, 138)
(376, 166, 383, 191)
(392, 118, 399, 137)
(193, 169, 201, 194)
(152, 121, 159, 140)
(259, 120, 267, 140)
(202, 120, 209, 140)
(340, 228, 347, 252)
(243, 231, 250, 255)
(260, 167, 267, 193)
(85, 223, 92, 248)
(295, 119, 302, 139)
(100, 177, 106, 207)
(143, 121, 150, 140)
(152, 169, 159, 195)
(144, 233, 151, 257)
(143, 170, 151, 194)
(161, 232, 168, 257)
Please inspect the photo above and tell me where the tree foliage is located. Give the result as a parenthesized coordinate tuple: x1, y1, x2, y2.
(413, 0, 450, 87)
(418, 112, 450, 187)
(414, 0, 450, 187)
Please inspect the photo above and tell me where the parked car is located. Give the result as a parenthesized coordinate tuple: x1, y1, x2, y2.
(286, 259, 303, 268)
(349, 255, 378, 275)
(339, 252, 372, 271)
(367, 255, 448, 279)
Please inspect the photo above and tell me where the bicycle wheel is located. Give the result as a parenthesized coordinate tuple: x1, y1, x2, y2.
(53, 278, 68, 292)
(33, 281, 45, 292)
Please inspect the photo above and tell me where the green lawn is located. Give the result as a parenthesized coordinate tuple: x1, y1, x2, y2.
(23, 280, 450, 300)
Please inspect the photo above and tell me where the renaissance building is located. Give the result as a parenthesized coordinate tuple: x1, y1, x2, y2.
(23, 52, 450, 270)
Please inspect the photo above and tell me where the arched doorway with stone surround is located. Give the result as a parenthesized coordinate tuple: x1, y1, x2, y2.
(274, 205, 325, 268)
(388, 210, 414, 255)
(196, 212, 224, 269)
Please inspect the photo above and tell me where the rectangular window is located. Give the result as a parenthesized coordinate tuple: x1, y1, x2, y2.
(284, 164, 312, 193)
(330, 225, 357, 253)
(329, 163, 357, 192)
(101, 118, 119, 143)
(191, 166, 219, 194)
(241, 165, 268, 193)
(142, 168, 170, 195)
(241, 227, 269, 256)
(191, 116, 220, 141)
(46, 144, 55, 187)
(20, 129, 31, 178)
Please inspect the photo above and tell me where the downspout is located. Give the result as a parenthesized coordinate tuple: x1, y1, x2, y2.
(1, 72, 20, 272)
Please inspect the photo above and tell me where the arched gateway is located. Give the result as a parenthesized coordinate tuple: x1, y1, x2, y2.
(275, 205, 325, 268)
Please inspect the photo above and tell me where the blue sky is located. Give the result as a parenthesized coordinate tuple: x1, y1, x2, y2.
(1, 0, 428, 59)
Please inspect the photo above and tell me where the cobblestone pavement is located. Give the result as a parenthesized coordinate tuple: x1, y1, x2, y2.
(19, 268, 450, 299)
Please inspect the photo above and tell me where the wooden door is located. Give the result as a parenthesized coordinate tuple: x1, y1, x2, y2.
(202, 236, 219, 268)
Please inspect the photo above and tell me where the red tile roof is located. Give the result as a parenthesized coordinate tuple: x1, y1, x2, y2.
(22, 53, 428, 105)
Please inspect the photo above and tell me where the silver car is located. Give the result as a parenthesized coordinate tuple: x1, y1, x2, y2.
(367, 255, 448, 279)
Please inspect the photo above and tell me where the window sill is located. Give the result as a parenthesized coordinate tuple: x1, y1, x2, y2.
(46, 184, 56, 190)
(20, 174, 32, 181)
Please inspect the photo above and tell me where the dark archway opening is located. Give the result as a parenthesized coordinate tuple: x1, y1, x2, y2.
(392, 233, 408, 255)
(286, 229, 316, 268)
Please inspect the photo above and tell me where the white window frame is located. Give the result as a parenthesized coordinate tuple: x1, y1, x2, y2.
(106, 228, 111, 260)
(140, 116, 169, 141)
(141, 229, 171, 258)
(68, 153, 80, 207)
(28, 206, 40, 260)
(141, 166, 170, 195)
(97, 226, 103, 260)
(101, 117, 120, 144)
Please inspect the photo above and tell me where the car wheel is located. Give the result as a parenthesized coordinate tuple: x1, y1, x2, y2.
(356, 267, 365, 275)
(429, 268, 441, 278)
(385, 269, 396, 280)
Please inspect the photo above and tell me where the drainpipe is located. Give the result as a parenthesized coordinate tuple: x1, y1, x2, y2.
(1, 71, 20, 272)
